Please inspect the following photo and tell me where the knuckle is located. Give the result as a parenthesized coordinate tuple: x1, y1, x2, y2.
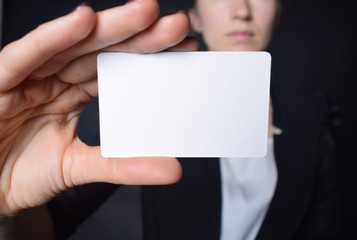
(128, 0, 160, 32)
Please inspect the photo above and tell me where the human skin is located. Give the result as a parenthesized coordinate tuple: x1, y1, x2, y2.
(189, 0, 277, 51)
(189, 0, 278, 135)
(0, 0, 198, 217)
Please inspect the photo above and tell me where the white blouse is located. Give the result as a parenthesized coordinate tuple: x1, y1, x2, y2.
(220, 138, 278, 240)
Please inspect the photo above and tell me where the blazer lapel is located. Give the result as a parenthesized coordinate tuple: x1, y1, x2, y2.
(179, 158, 222, 240)
(256, 89, 322, 240)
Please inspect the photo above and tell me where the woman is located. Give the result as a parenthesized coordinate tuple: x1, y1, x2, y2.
(142, 0, 339, 239)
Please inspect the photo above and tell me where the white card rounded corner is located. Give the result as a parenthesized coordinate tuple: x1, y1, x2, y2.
(97, 52, 272, 158)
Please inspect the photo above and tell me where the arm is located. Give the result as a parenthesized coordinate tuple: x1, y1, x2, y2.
(298, 96, 340, 239)
(300, 146, 339, 239)
(0, 0, 197, 237)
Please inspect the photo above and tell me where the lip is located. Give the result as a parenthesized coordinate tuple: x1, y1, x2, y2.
(226, 31, 254, 42)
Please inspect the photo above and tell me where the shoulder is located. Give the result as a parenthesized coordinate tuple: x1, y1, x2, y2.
(271, 86, 325, 120)
(271, 86, 339, 144)
(271, 86, 340, 172)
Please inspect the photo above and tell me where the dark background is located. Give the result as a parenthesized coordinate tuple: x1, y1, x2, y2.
(2, 0, 357, 239)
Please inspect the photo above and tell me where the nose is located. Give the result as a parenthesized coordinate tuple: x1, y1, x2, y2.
(232, 0, 251, 21)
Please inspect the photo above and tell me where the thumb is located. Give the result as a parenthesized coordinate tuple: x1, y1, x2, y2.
(63, 140, 182, 187)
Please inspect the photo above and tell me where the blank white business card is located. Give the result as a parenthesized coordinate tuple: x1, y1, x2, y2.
(97, 51, 271, 158)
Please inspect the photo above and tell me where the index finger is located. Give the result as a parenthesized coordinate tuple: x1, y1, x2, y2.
(0, 5, 96, 92)
(32, 0, 161, 79)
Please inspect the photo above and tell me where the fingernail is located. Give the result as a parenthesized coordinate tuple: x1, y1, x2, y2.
(73, 2, 89, 11)
(164, 10, 188, 17)
(177, 10, 188, 16)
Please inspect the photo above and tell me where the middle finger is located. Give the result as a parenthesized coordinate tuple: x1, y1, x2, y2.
(32, 0, 160, 78)
(57, 12, 194, 94)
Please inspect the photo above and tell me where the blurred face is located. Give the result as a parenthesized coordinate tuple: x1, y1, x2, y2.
(189, 0, 278, 51)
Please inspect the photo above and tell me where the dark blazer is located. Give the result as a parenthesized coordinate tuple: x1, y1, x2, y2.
(142, 86, 339, 240)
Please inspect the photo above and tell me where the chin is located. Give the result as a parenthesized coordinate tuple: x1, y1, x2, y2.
(209, 42, 264, 51)
(225, 43, 263, 52)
